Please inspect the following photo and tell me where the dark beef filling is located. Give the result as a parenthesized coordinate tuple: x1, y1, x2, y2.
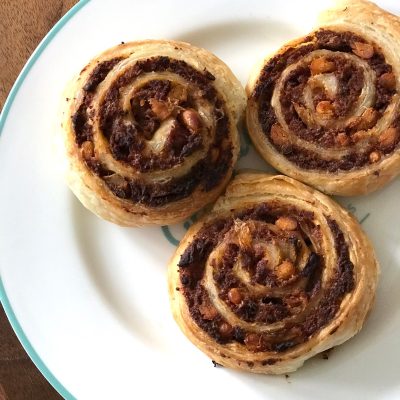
(98, 67, 219, 172)
(163, 122, 201, 158)
(72, 93, 94, 145)
(87, 147, 231, 207)
(279, 58, 364, 147)
(179, 218, 234, 269)
(108, 116, 143, 159)
(334, 58, 365, 115)
(281, 143, 372, 172)
(71, 56, 233, 207)
(253, 29, 399, 171)
(179, 205, 354, 352)
(277, 116, 400, 171)
(235, 202, 314, 224)
(113, 56, 217, 100)
(300, 218, 354, 337)
(83, 58, 123, 92)
(115, 58, 220, 170)
(72, 58, 124, 145)
(187, 284, 232, 345)
(301, 252, 320, 277)
(135, 79, 171, 102)
(129, 80, 171, 140)
(85, 159, 113, 177)
(237, 299, 289, 324)
(103, 78, 205, 170)
(128, 163, 204, 206)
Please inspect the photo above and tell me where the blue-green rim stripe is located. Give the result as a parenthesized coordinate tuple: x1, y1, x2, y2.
(0, 1, 90, 398)
(0, 279, 74, 399)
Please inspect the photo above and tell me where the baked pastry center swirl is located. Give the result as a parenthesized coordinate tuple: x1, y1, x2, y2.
(178, 203, 353, 353)
(253, 29, 399, 172)
(246, 0, 400, 196)
(62, 40, 245, 226)
(169, 172, 378, 374)
(72, 56, 232, 206)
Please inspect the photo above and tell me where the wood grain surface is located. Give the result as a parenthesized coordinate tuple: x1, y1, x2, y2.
(1, 2, 78, 398)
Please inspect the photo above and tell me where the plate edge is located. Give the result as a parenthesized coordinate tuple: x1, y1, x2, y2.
(0, 1, 91, 399)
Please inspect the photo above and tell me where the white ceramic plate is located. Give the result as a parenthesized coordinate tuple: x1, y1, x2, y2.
(1, 1, 400, 399)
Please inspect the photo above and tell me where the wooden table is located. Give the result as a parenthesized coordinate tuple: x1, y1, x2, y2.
(0, 2, 78, 398)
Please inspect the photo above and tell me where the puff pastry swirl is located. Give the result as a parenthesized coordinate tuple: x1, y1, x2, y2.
(168, 172, 378, 374)
(247, 0, 400, 195)
(62, 40, 245, 226)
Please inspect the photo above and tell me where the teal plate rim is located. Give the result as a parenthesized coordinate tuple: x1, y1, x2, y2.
(0, 1, 90, 398)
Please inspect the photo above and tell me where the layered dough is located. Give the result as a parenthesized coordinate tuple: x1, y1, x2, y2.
(62, 40, 245, 226)
(168, 172, 378, 374)
(247, 0, 400, 195)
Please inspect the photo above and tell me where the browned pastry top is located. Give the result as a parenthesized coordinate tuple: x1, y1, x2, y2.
(71, 56, 233, 207)
(177, 202, 353, 357)
(251, 29, 399, 172)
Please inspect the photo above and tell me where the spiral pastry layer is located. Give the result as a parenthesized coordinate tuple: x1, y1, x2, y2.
(246, 0, 400, 195)
(62, 40, 245, 226)
(168, 172, 378, 374)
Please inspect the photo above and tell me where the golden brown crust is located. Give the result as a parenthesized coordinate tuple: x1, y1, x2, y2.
(246, 0, 400, 196)
(61, 40, 245, 226)
(168, 172, 379, 374)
